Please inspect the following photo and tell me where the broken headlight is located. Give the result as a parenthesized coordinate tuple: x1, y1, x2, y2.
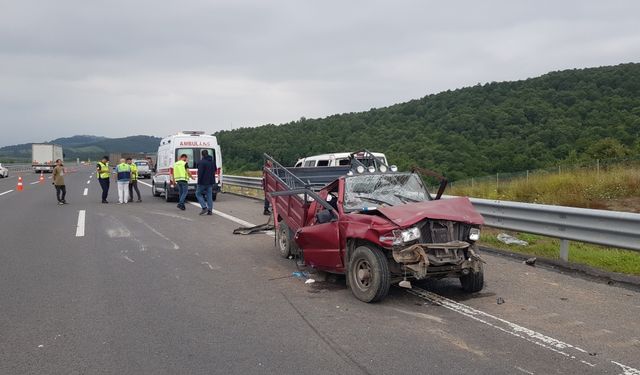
(379, 227, 421, 246)
(469, 228, 480, 241)
(394, 227, 421, 245)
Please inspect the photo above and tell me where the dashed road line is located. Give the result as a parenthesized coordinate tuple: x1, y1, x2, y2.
(83, 188, 88, 196)
(75, 210, 86, 237)
(86, 180, 90, 184)
(30, 181, 40, 185)
(0, 189, 13, 196)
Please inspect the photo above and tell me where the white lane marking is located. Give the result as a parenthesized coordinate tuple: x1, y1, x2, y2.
(122, 255, 135, 263)
(409, 287, 639, 372)
(201, 261, 220, 270)
(0, 189, 13, 196)
(86, 180, 90, 184)
(515, 367, 535, 375)
(613, 361, 640, 375)
(30, 181, 39, 185)
(131, 216, 180, 250)
(75, 210, 86, 237)
(83, 188, 88, 196)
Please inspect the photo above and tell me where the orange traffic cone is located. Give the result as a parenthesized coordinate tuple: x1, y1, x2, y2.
(39, 172, 45, 183)
(17, 176, 23, 191)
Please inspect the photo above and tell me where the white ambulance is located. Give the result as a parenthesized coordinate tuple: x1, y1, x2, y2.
(151, 131, 223, 202)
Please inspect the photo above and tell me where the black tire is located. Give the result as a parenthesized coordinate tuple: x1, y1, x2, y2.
(460, 264, 484, 293)
(277, 220, 293, 258)
(152, 181, 161, 197)
(348, 245, 391, 303)
(164, 183, 175, 202)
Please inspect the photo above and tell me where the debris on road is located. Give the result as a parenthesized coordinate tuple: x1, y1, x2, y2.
(524, 257, 537, 266)
(497, 233, 529, 246)
(292, 271, 309, 279)
(304, 279, 315, 284)
(497, 297, 505, 305)
(232, 216, 274, 235)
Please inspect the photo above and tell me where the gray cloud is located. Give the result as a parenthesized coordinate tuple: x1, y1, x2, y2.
(1, 0, 639, 145)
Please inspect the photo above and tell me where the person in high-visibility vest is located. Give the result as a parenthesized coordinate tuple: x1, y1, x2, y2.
(96, 156, 110, 203)
(114, 158, 132, 204)
(172, 153, 193, 210)
(127, 158, 142, 202)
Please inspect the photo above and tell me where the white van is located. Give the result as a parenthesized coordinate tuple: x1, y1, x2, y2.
(294, 151, 388, 168)
(152, 131, 222, 202)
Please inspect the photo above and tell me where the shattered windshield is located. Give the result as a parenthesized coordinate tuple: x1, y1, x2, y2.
(343, 173, 431, 211)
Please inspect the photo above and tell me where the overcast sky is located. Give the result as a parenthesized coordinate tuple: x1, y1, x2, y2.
(1, 0, 639, 146)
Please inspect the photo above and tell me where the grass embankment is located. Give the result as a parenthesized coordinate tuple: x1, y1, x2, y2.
(449, 166, 640, 210)
(450, 166, 640, 276)
(479, 228, 640, 276)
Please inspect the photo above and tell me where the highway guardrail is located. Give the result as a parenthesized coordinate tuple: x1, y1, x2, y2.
(223, 174, 640, 260)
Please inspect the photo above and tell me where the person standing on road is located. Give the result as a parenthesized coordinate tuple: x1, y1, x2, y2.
(97, 156, 110, 203)
(196, 150, 216, 216)
(127, 158, 142, 202)
(52, 159, 67, 205)
(172, 154, 193, 210)
(114, 158, 132, 204)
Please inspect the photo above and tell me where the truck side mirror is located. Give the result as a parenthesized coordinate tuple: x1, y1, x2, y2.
(315, 209, 334, 224)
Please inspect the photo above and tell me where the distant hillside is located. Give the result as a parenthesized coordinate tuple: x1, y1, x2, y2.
(0, 135, 161, 162)
(217, 63, 640, 180)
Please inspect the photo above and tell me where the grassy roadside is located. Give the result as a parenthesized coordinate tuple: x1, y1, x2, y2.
(449, 165, 640, 211)
(479, 228, 640, 276)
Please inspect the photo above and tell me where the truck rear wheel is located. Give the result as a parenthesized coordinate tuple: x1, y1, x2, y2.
(460, 264, 484, 293)
(348, 245, 390, 303)
(277, 221, 293, 258)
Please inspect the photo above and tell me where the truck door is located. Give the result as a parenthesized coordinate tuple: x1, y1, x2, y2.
(295, 192, 342, 271)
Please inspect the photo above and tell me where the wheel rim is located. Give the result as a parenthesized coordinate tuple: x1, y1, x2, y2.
(278, 226, 288, 252)
(353, 259, 372, 290)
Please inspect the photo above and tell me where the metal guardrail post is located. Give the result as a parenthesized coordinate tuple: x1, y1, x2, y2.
(560, 239, 570, 261)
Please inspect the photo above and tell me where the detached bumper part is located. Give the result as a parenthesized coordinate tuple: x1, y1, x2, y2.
(392, 241, 483, 279)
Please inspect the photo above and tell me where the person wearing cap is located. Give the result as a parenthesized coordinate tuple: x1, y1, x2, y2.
(96, 156, 110, 203)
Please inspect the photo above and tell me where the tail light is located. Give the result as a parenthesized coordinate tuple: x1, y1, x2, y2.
(215, 167, 221, 184)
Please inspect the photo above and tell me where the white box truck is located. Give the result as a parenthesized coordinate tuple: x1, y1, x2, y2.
(32, 144, 63, 173)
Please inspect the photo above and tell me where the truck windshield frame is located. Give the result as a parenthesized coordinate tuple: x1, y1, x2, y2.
(343, 173, 432, 212)
(175, 148, 215, 169)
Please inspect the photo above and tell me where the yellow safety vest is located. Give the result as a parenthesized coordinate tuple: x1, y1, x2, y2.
(173, 160, 189, 181)
(130, 163, 138, 181)
(97, 161, 110, 179)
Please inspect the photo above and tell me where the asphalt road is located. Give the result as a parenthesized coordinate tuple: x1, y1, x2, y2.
(1, 167, 638, 374)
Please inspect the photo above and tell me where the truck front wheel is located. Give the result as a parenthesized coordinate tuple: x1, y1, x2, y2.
(460, 264, 484, 293)
(348, 245, 391, 303)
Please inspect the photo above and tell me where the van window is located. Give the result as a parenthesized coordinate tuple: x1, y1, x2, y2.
(304, 160, 316, 167)
(175, 148, 216, 169)
(337, 159, 350, 166)
(316, 160, 330, 166)
(294, 162, 302, 167)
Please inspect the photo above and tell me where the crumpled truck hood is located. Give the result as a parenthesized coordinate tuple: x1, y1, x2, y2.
(375, 197, 484, 227)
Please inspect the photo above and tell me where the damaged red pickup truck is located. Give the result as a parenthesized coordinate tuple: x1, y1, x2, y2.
(264, 152, 485, 303)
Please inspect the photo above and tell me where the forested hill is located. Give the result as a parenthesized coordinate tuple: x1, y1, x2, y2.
(216, 63, 640, 180)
